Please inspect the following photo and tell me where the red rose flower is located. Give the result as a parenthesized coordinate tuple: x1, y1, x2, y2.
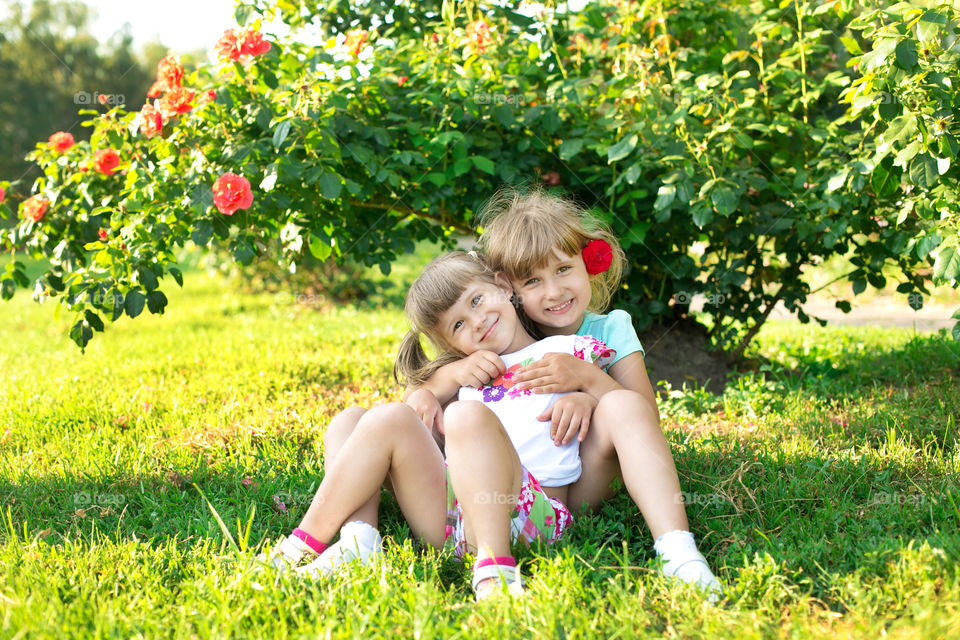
(22, 195, 50, 222)
(202, 89, 217, 104)
(147, 54, 185, 97)
(98, 228, 108, 241)
(345, 29, 368, 56)
(238, 29, 271, 56)
(94, 149, 121, 175)
(139, 103, 164, 139)
(397, 75, 408, 87)
(542, 171, 560, 186)
(0, 187, 5, 204)
(48, 131, 75, 153)
(215, 29, 243, 61)
(582, 239, 613, 275)
(157, 87, 195, 118)
(212, 172, 253, 215)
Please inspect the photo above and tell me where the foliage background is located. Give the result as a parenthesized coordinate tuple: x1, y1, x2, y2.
(0, 0, 958, 355)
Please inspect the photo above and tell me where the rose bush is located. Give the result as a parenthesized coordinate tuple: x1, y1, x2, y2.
(0, 0, 956, 351)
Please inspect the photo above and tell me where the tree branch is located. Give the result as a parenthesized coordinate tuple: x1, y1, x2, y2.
(348, 200, 476, 236)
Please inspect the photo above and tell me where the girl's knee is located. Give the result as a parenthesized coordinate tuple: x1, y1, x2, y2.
(596, 390, 658, 423)
(324, 406, 367, 447)
(358, 402, 421, 434)
(443, 401, 496, 436)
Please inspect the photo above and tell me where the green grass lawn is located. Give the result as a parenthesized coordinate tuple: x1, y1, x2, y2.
(1, 266, 958, 638)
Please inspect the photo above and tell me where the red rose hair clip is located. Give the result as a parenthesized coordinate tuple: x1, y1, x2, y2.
(582, 239, 613, 275)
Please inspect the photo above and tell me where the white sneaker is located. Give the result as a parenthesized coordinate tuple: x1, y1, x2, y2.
(259, 534, 318, 573)
(655, 530, 723, 602)
(296, 521, 382, 579)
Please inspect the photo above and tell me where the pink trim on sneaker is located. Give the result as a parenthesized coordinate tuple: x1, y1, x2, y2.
(292, 528, 328, 555)
(474, 556, 517, 570)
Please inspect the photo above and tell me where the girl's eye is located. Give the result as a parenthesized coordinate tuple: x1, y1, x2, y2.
(557, 265, 571, 274)
(453, 320, 463, 331)
(471, 295, 482, 306)
(523, 278, 538, 287)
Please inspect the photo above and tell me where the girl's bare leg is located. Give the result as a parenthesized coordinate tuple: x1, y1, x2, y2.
(568, 389, 688, 539)
(297, 403, 447, 547)
(321, 407, 379, 527)
(443, 400, 522, 560)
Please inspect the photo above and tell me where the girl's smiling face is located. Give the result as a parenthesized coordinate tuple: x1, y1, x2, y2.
(511, 250, 591, 336)
(437, 280, 535, 356)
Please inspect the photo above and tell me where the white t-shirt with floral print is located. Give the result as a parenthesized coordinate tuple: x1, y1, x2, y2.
(458, 334, 615, 486)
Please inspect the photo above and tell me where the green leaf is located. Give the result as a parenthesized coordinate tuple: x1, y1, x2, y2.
(494, 105, 515, 127)
(867, 272, 886, 289)
(894, 140, 922, 167)
(894, 39, 918, 69)
(309, 234, 333, 261)
(124, 290, 146, 318)
(453, 157, 472, 176)
(691, 204, 713, 228)
(191, 220, 213, 246)
(169, 267, 183, 287)
(839, 37, 863, 55)
(953, 321, 960, 341)
(835, 300, 852, 313)
(528, 42, 540, 59)
(471, 156, 496, 175)
(909, 153, 938, 189)
(852, 278, 867, 296)
(273, 120, 292, 149)
(826, 168, 849, 193)
(69, 319, 93, 350)
(146, 291, 168, 315)
(654, 185, 676, 211)
(138, 267, 158, 292)
(871, 163, 898, 197)
(711, 187, 737, 216)
(882, 115, 917, 145)
(84, 309, 104, 332)
(607, 134, 638, 163)
(933, 246, 960, 280)
(916, 234, 942, 259)
(318, 172, 342, 200)
(424, 173, 446, 187)
(559, 138, 584, 161)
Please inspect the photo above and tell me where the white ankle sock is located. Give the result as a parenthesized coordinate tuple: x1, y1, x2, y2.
(654, 530, 722, 599)
(296, 521, 382, 579)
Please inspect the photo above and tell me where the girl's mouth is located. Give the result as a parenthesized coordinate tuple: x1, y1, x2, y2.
(481, 318, 498, 342)
(545, 299, 574, 314)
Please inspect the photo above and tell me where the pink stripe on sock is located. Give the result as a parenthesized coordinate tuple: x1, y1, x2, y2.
(292, 528, 328, 554)
(474, 555, 516, 570)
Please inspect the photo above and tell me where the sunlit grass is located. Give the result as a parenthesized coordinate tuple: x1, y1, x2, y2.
(1, 267, 958, 638)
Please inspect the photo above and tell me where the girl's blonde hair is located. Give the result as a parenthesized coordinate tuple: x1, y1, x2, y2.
(394, 251, 501, 386)
(476, 187, 625, 312)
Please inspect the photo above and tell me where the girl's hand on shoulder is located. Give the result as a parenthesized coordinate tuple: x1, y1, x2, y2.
(405, 388, 445, 434)
(452, 350, 506, 388)
(513, 353, 591, 394)
(537, 392, 597, 446)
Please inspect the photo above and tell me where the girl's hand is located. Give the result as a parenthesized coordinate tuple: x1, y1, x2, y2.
(537, 392, 598, 446)
(513, 353, 594, 394)
(406, 388, 445, 434)
(452, 350, 507, 388)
